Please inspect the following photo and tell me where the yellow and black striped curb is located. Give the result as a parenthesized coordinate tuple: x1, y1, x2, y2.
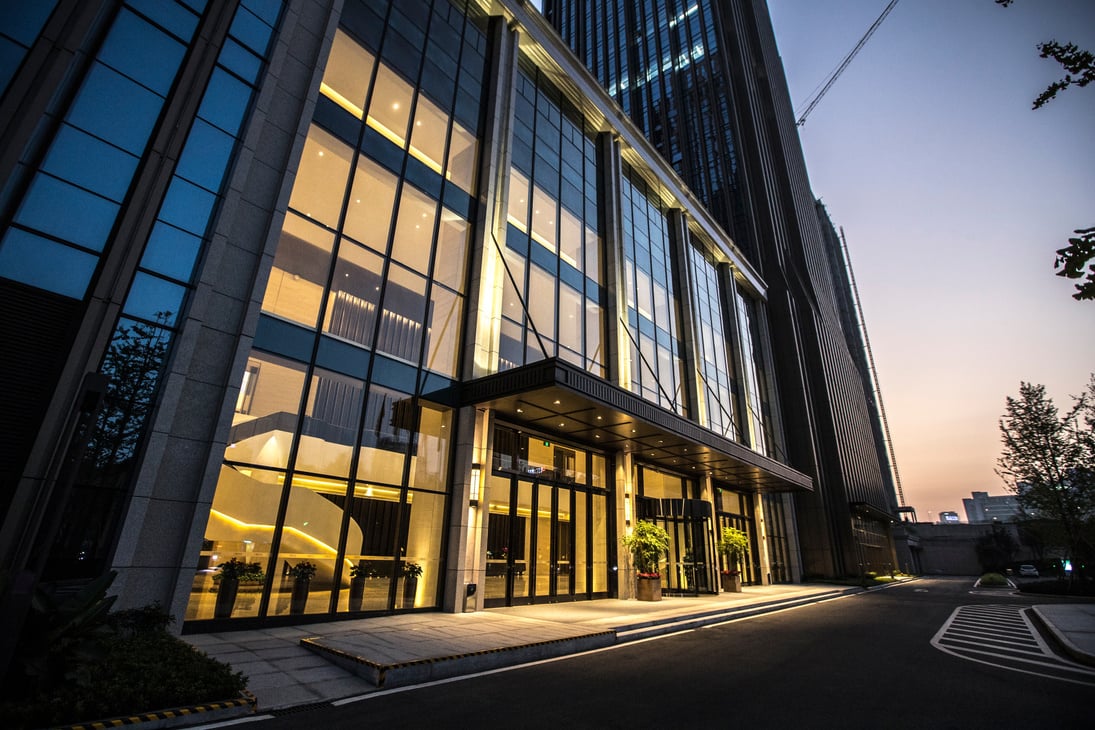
(52, 689, 257, 730)
(302, 631, 617, 686)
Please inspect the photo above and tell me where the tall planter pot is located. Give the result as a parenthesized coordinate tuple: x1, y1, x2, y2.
(348, 577, 366, 612)
(636, 575, 662, 602)
(290, 577, 311, 614)
(214, 577, 239, 619)
(402, 576, 418, 608)
(720, 573, 742, 593)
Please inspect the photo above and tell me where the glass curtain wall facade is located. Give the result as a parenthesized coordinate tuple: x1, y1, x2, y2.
(501, 60, 606, 376)
(186, 0, 488, 620)
(1, 0, 814, 630)
(545, 0, 901, 579)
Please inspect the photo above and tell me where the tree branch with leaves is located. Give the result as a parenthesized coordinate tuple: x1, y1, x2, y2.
(995, 0, 1094, 301)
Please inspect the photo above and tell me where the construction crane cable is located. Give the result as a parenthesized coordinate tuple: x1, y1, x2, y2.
(796, 0, 899, 126)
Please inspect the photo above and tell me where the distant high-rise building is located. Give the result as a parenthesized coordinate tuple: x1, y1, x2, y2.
(963, 491, 1023, 524)
(543, 0, 900, 576)
(939, 511, 961, 524)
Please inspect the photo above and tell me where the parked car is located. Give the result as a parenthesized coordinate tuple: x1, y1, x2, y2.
(1018, 564, 1039, 577)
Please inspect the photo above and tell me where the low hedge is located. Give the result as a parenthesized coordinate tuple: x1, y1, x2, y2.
(0, 629, 246, 729)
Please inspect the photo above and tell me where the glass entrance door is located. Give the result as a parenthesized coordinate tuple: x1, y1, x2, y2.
(485, 477, 585, 607)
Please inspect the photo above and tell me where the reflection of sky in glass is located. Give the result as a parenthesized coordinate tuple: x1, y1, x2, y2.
(124, 272, 186, 327)
(15, 174, 119, 252)
(0, 229, 96, 298)
(140, 222, 203, 282)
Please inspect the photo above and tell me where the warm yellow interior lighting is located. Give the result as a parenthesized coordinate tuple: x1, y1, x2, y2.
(320, 82, 363, 119)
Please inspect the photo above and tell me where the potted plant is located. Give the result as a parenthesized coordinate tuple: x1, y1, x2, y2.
(401, 561, 423, 608)
(288, 560, 317, 614)
(347, 562, 368, 612)
(213, 558, 264, 619)
(621, 520, 670, 601)
(716, 526, 749, 593)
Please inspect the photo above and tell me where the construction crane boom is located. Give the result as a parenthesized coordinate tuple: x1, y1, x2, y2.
(796, 0, 899, 126)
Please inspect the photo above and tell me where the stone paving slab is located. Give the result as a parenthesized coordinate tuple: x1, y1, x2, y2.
(299, 612, 616, 688)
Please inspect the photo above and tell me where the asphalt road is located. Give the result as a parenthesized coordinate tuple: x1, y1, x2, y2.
(241, 577, 1094, 729)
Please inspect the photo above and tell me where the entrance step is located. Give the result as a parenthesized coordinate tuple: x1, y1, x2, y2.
(298, 614, 615, 688)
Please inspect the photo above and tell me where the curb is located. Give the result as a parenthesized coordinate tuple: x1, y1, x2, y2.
(614, 587, 858, 642)
(301, 631, 617, 688)
(53, 690, 257, 730)
(1029, 606, 1095, 668)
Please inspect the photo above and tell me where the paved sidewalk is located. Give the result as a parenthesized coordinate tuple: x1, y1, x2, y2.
(182, 579, 1095, 716)
(182, 583, 857, 711)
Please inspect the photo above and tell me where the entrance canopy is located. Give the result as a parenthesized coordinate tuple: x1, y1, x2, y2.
(459, 359, 812, 493)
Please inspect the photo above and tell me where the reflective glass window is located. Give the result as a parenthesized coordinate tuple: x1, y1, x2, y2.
(66, 64, 163, 154)
(527, 263, 556, 347)
(389, 185, 437, 272)
(507, 169, 530, 232)
(227, 352, 307, 469)
(323, 240, 383, 347)
(175, 119, 235, 193)
(41, 124, 138, 203)
(0, 229, 96, 298)
(269, 476, 344, 616)
(401, 489, 445, 608)
(185, 465, 283, 620)
(14, 174, 119, 253)
(321, 29, 374, 119)
(409, 94, 448, 175)
(366, 65, 413, 148)
(343, 156, 397, 251)
(424, 284, 461, 377)
(530, 185, 557, 252)
(357, 383, 412, 485)
(288, 125, 352, 228)
(433, 210, 468, 293)
(262, 213, 336, 328)
(98, 9, 185, 93)
(198, 68, 252, 135)
(124, 272, 186, 326)
(158, 177, 217, 236)
(139, 222, 203, 282)
(296, 368, 364, 477)
(376, 264, 426, 364)
(445, 121, 477, 192)
(410, 405, 451, 491)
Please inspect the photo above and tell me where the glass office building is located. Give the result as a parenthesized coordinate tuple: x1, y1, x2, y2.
(0, 0, 821, 629)
(544, 0, 902, 579)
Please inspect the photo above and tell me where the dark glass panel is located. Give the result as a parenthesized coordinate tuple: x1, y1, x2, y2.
(67, 64, 163, 154)
(253, 314, 316, 363)
(198, 68, 253, 134)
(0, 229, 96, 299)
(0, 0, 58, 45)
(128, 0, 200, 41)
(123, 272, 187, 326)
(217, 38, 262, 83)
(175, 119, 235, 192)
(15, 174, 119, 252)
(99, 9, 185, 94)
(41, 124, 138, 203)
(140, 221, 203, 282)
(158, 177, 217, 236)
(229, 6, 274, 55)
(317, 335, 371, 379)
(241, 0, 281, 25)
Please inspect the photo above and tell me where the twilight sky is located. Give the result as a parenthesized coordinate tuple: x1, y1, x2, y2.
(767, 0, 1095, 522)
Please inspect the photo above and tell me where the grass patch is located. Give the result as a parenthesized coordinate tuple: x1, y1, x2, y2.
(978, 572, 1009, 586)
